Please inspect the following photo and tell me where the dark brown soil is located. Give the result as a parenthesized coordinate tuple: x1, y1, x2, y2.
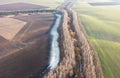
(0, 13, 54, 78)
(0, 3, 47, 11)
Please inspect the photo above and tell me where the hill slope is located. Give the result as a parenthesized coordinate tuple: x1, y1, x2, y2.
(0, 3, 47, 11)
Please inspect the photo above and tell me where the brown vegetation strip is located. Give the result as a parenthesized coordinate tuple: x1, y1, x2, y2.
(69, 8, 104, 78)
(44, 5, 104, 78)
(44, 10, 76, 78)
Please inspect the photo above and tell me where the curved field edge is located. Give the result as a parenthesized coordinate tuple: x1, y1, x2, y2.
(0, 0, 64, 9)
(72, 1, 120, 78)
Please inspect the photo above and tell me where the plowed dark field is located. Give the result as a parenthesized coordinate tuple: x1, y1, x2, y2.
(0, 3, 47, 11)
(0, 13, 54, 78)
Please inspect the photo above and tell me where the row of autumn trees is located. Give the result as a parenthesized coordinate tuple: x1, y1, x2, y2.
(0, 9, 56, 15)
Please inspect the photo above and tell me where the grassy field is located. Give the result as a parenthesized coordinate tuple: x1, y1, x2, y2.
(0, 0, 64, 9)
(73, 1, 120, 78)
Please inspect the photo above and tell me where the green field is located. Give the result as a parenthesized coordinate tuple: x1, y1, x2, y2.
(0, 0, 64, 9)
(73, 1, 120, 78)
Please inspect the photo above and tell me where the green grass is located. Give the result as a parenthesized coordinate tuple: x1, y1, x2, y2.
(91, 38, 120, 78)
(73, 1, 120, 78)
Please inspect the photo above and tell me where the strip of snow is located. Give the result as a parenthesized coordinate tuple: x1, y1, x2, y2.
(49, 14, 62, 70)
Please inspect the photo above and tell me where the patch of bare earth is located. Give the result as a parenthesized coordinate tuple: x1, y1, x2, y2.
(0, 17, 26, 40)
